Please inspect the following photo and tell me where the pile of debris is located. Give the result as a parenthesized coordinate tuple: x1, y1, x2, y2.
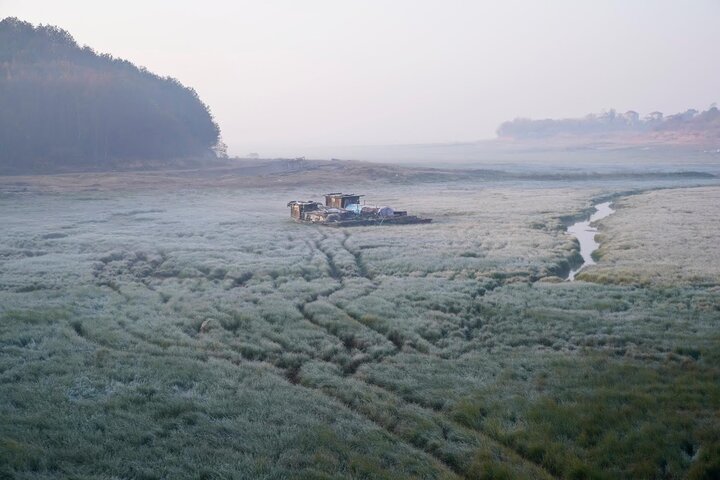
(287, 193, 431, 227)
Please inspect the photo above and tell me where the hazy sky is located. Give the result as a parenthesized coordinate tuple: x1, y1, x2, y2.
(2, 0, 719, 156)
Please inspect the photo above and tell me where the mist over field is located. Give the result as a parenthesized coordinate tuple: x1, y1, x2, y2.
(2, 2, 720, 479)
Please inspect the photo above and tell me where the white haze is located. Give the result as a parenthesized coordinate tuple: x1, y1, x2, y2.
(2, 0, 719, 158)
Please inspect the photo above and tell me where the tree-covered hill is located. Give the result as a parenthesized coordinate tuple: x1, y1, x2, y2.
(497, 107, 720, 143)
(0, 18, 221, 173)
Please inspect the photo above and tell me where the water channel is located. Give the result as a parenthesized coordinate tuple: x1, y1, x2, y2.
(566, 201, 615, 281)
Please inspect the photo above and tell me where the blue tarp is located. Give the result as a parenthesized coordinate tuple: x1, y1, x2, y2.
(345, 203, 362, 214)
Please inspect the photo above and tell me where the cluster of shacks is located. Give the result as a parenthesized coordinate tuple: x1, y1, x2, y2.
(287, 193, 407, 224)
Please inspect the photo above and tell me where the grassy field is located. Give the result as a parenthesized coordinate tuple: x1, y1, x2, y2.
(1, 171, 719, 479)
(579, 186, 720, 286)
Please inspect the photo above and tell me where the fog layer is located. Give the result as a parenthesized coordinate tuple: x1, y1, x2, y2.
(3, 0, 719, 156)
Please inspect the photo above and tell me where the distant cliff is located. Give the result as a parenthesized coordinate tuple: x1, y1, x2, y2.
(0, 18, 221, 173)
(497, 107, 720, 145)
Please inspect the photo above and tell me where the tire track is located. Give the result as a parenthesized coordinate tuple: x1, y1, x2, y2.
(90, 229, 557, 479)
(289, 230, 559, 479)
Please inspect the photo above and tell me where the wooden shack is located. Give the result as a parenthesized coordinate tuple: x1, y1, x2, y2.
(324, 193, 363, 209)
(287, 201, 320, 220)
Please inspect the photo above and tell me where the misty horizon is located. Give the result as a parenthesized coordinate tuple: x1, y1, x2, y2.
(2, 0, 719, 157)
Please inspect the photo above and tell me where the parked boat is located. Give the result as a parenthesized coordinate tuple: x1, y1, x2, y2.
(287, 193, 432, 227)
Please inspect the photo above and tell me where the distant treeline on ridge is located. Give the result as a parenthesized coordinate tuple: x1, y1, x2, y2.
(0, 17, 221, 173)
(497, 106, 720, 142)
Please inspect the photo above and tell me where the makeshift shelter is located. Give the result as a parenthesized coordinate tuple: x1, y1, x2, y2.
(324, 193, 364, 209)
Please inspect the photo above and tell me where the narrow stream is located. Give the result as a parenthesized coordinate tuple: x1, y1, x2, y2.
(566, 201, 615, 281)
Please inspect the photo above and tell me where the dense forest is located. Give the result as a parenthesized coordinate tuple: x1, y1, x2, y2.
(497, 106, 720, 141)
(0, 18, 221, 173)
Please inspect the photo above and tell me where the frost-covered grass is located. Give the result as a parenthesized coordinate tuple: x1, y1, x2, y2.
(1, 179, 719, 479)
(579, 186, 720, 286)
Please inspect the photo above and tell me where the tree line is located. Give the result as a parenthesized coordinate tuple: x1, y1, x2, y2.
(497, 106, 720, 140)
(0, 18, 222, 173)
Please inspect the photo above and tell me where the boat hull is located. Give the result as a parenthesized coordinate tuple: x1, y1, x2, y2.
(296, 216, 432, 227)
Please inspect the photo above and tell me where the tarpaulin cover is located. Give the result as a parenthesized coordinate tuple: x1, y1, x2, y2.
(345, 204, 362, 214)
(377, 206, 394, 217)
